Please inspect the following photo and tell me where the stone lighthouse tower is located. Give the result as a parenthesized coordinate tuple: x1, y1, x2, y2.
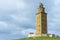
(28, 3, 58, 37)
(36, 3, 47, 35)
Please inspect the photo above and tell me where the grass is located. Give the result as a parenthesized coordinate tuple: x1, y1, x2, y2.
(17, 36, 60, 40)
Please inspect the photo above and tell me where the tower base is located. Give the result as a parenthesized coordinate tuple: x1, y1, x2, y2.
(28, 33, 59, 38)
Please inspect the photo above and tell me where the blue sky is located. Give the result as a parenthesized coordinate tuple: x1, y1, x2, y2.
(0, 0, 60, 40)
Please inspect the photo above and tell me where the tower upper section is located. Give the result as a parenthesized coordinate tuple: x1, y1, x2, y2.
(38, 3, 45, 13)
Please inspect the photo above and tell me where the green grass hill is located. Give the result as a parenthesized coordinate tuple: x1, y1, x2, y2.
(17, 37, 60, 40)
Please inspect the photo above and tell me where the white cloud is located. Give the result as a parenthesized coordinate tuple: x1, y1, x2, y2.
(54, 0, 60, 6)
(0, 0, 35, 40)
(16, 0, 28, 10)
(0, 21, 8, 30)
(48, 0, 60, 35)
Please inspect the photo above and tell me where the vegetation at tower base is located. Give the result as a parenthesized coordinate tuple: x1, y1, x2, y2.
(17, 36, 60, 40)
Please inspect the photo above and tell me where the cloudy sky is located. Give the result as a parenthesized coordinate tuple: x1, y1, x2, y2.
(0, 0, 60, 40)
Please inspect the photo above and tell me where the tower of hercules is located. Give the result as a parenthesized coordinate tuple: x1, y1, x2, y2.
(36, 3, 47, 35)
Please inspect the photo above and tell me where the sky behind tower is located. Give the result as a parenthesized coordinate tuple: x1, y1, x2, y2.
(0, 0, 60, 40)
